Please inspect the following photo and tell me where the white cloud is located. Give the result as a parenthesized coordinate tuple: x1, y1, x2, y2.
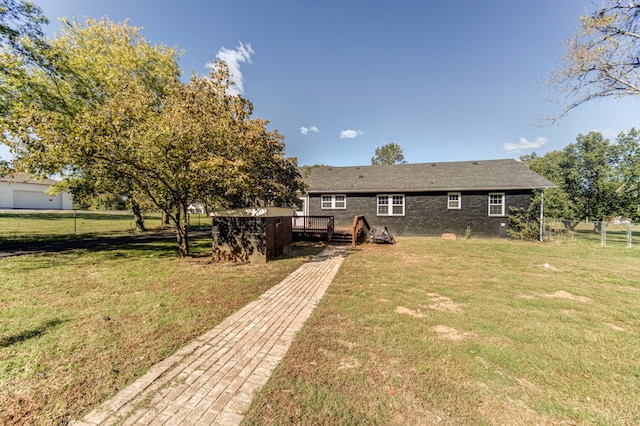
(210, 42, 255, 96)
(340, 129, 364, 139)
(503, 136, 548, 152)
(593, 128, 618, 139)
(300, 126, 319, 135)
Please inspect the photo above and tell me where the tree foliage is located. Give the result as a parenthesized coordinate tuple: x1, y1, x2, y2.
(0, 0, 48, 52)
(300, 164, 329, 178)
(549, 0, 640, 119)
(1, 18, 306, 256)
(613, 128, 640, 219)
(371, 142, 407, 165)
(507, 204, 541, 241)
(523, 130, 639, 224)
(0, 0, 49, 138)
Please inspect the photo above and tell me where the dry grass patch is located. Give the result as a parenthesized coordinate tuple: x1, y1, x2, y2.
(394, 306, 424, 318)
(431, 325, 475, 341)
(244, 237, 640, 425)
(541, 290, 592, 303)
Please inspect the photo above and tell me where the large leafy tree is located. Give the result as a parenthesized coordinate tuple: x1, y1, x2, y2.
(549, 0, 640, 119)
(521, 151, 578, 221)
(523, 131, 635, 225)
(127, 68, 305, 255)
(567, 132, 620, 221)
(2, 18, 305, 256)
(2, 17, 180, 230)
(371, 142, 407, 165)
(612, 128, 640, 219)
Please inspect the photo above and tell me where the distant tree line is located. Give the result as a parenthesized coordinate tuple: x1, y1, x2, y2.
(522, 129, 640, 226)
(371, 143, 406, 165)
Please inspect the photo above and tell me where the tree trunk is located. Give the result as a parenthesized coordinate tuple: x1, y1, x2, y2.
(130, 199, 146, 232)
(593, 221, 603, 233)
(161, 211, 170, 227)
(562, 220, 580, 231)
(175, 205, 189, 257)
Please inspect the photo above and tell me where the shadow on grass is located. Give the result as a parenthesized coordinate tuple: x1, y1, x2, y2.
(3, 238, 325, 271)
(2, 241, 186, 271)
(0, 318, 68, 348)
(82, 235, 219, 260)
(83, 241, 195, 260)
(285, 242, 328, 260)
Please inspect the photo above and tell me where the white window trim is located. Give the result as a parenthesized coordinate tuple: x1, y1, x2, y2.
(295, 196, 308, 216)
(488, 192, 505, 217)
(320, 194, 346, 210)
(377, 194, 405, 216)
(448, 192, 461, 210)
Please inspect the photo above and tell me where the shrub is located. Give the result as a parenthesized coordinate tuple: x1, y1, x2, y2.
(507, 206, 540, 241)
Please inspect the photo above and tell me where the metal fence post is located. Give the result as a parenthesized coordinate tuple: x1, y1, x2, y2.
(601, 221, 606, 247)
(628, 222, 633, 248)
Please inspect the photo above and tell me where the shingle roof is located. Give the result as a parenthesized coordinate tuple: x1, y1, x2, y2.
(0, 173, 59, 186)
(305, 159, 557, 193)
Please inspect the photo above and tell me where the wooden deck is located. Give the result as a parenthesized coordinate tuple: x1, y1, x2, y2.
(292, 216, 369, 246)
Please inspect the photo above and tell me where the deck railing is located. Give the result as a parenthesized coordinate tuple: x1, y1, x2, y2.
(293, 215, 369, 245)
(292, 215, 334, 243)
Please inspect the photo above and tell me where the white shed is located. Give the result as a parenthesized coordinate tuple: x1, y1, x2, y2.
(0, 173, 73, 210)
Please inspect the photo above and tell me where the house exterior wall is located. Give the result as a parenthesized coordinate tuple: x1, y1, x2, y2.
(0, 181, 73, 210)
(307, 190, 534, 238)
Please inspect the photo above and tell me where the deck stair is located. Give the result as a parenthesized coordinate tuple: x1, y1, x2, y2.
(329, 230, 353, 245)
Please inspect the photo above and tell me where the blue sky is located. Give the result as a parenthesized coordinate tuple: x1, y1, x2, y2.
(12, 0, 640, 166)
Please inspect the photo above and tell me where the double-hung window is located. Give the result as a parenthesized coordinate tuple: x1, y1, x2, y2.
(321, 194, 346, 210)
(448, 192, 461, 210)
(377, 195, 405, 216)
(488, 193, 505, 216)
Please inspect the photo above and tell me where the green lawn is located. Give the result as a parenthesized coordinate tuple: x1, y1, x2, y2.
(244, 237, 640, 425)
(0, 210, 160, 243)
(0, 210, 210, 244)
(1, 236, 639, 425)
(0, 238, 323, 425)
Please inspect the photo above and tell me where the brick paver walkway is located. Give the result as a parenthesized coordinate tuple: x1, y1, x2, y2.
(72, 246, 349, 426)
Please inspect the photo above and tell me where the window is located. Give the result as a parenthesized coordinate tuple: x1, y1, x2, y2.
(377, 195, 405, 216)
(488, 193, 505, 216)
(321, 194, 346, 209)
(448, 192, 461, 210)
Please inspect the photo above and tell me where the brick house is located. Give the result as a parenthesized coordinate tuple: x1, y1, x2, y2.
(300, 159, 556, 238)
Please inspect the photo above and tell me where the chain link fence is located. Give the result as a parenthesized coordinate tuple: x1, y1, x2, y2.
(545, 219, 640, 248)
